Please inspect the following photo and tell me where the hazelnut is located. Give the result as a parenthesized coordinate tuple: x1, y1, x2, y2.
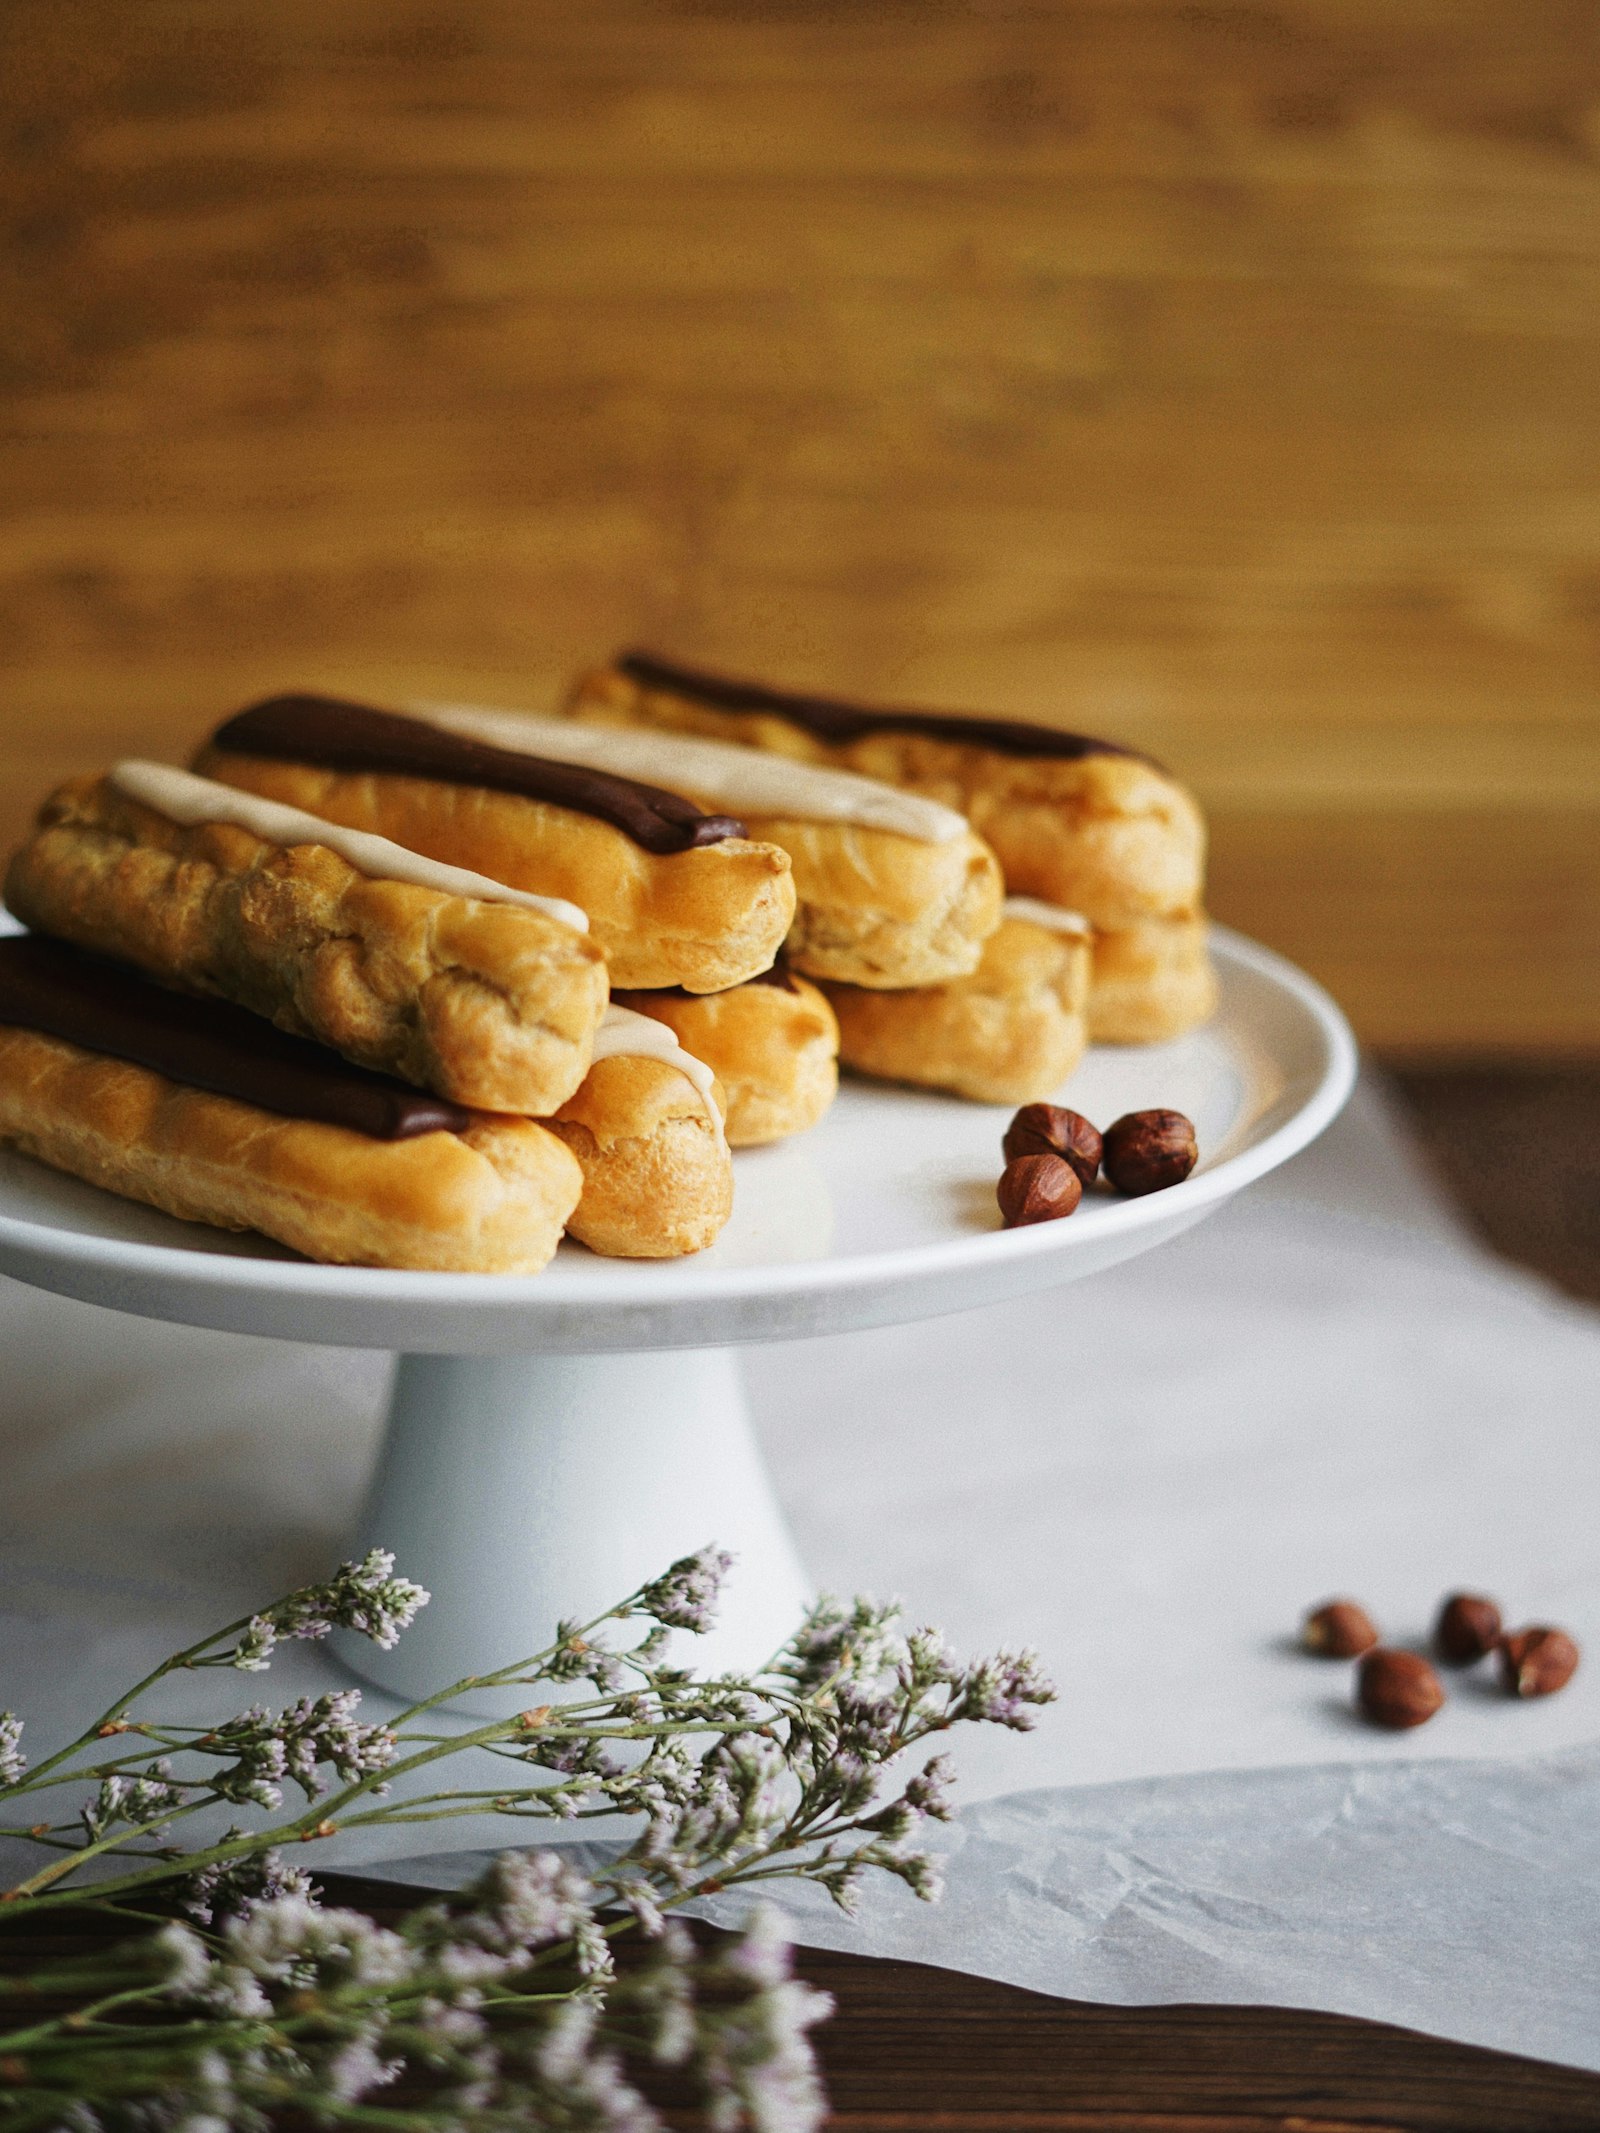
(1433, 1591, 1502, 1666)
(1356, 1648, 1445, 1730)
(1302, 1599, 1379, 1659)
(1002, 1104, 1102, 1188)
(1498, 1626, 1580, 1699)
(1101, 1110, 1198, 1197)
(997, 1153, 1083, 1228)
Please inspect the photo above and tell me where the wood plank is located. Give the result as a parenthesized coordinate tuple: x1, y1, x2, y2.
(3, 0, 1598, 1047)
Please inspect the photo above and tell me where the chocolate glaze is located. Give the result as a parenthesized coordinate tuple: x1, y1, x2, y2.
(210, 695, 746, 854)
(0, 935, 472, 1141)
(617, 651, 1139, 764)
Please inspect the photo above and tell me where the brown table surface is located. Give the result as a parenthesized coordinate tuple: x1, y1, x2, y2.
(324, 1873, 1600, 2133)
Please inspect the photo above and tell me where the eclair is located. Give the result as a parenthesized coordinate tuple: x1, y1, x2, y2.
(192, 695, 795, 995)
(6, 763, 609, 1116)
(1087, 913, 1218, 1044)
(570, 652, 1204, 933)
(0, 935, 581, 1273)
(612, 965, 839, 1147)
(368, 698, 1003, 990)
(822, 899, 1091, 1106)
(547, 1006, 733, 1257)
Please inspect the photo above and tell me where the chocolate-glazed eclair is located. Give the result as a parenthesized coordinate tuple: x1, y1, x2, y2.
(568, 652, 1205, 935)
(6, 764, 609, 1115)
(193, 695, 795, 995)
(403, 698, 1003, 989)
(822, 899, 1092, 1106)
(0, 935, 582, 1273)
(612, 965, 839, 1148)
(547, 1006, 733, 1257)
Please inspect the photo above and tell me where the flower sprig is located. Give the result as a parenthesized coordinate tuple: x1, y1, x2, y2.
(0, 1546, 1054, 2130)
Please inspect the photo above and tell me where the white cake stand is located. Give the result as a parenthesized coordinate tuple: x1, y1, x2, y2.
(0, 928, 1354, 1712)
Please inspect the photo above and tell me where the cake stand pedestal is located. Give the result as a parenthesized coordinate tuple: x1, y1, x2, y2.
(355, 1349, 806, 1709)
(0, 929, 1355, 1713)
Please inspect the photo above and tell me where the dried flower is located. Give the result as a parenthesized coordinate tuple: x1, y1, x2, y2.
(0, 1713, 24, 1788)
(180, 1847, 316, 1926)
(0, 1550, 1055, 2133)
(230, 1549, 429, 1669)
(640, 1545, 735, 1633)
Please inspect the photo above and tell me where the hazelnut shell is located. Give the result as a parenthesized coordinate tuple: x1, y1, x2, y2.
(1302, 1599, 1379, 1659)
(1101, 1110, 1198, 1197)
(1002, 1105, 1102, 1189)
(997, 1153, 1083, 1229)
(1498, 1626, 1580, 1699)
(1356, 1648, 1445, 1730)
(1433, 1592, 1502, 1666)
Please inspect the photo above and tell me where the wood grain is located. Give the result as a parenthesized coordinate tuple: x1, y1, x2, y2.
(13, 1882, 1598, 2131)
(3, 0, 1598, 1047)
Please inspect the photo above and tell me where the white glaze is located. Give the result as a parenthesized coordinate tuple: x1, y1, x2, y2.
(1002, 896, 1092, 938)
(591, 1004, 726, 1145)
(110, 761, 589, 934)
(408, 699, 967, 846)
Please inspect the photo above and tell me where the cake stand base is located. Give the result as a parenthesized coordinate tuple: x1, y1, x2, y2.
(332, 1348, 810, 1714)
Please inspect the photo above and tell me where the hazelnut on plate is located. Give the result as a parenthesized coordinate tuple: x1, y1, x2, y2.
(1003, 1105, 1102, 1189)
(1101, 1110, 1198, 1196)
(997, 1153, 1082, 1229)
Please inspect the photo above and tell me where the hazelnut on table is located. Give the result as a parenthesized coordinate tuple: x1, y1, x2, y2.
(1302, 1599, 1379, 1658)
(1433, 1591, 1502, 1665)
(1499, 1626, 1580, 1698)
(1356, 1648, 1445, 1730)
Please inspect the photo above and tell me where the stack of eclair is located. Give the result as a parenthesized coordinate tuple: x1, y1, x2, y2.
(562, 650, 1216, 1070)
(0, 667, 1214, 1272)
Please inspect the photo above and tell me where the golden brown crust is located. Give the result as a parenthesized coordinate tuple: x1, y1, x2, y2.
(823, 914, 1090, 1105)
(612, 978, 839, 1147)
(546, 1052, 733, 1257)
(0, 1024, 581, 1272)
(733, 813, 1003, 988)
(1087, 913, 1218, 1044)
(193, 748, 795, 995)
(570, 664, 1204, 931)
(6, 776, 609, 1115)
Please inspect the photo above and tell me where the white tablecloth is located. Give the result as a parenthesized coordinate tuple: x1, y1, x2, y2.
(3, 1076, 1598, 2067)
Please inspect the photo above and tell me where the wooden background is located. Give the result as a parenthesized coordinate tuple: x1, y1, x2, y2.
(3, 0, 1598, 1050)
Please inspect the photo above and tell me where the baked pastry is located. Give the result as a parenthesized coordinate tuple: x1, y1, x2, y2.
(6, 762, 609, 1116)
(399, 698, 1004, 989)
(192, 695, 794, 994)
(547, 1006, 733, 1257)
(569, 652, 1204, 932)
(1087, 913, 1218, 1044)
(612, 965, 839, 1147)
(822, 898, 1091, 1105)
(0, 934, 581, 1272)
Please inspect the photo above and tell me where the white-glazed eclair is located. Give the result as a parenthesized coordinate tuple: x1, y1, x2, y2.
(822, 899, 1092, 1106)
(6, 764, 609, 1116)
(192, 695, 794, 995)
(547, 1006, 733, 1257)
(0, 935, 581, 1273)
(611, 966, 839, 1147)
